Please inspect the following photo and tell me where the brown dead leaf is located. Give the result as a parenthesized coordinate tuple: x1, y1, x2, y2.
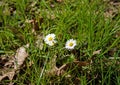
(0, 44, 29, 83)
(4, 59, 14, 68)
(73, 60, 90, 66)
(25, 17, 43, 35)
(14, 44, 29, 70)
(32, 19, 39, 32)
(104, 0, 120, 19)
(0, 69, 15, 81)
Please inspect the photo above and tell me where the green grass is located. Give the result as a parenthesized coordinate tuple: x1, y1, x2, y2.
(0, 0, 120, 85)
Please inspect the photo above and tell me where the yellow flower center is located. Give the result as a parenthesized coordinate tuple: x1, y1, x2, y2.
(48, 37, 53, 41)
(69, 42, 73, 47)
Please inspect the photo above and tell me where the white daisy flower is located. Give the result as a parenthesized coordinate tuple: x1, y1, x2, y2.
(65, 39, 77, 50)
(44, 33, 57, 46)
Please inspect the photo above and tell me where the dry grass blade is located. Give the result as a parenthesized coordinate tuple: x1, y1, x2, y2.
(93, 49, 101, 55)
(109, 57, 120, 59)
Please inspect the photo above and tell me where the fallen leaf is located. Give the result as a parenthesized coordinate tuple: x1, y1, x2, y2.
(14, 44, 29, 70)
(0, 69, 15, 82)
(73, 60, 90, 66)
(0, 44, 29, 83)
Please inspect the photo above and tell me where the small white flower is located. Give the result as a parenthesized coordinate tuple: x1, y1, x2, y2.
(65, 39, 77, 50)
(44, 33, 57, 46)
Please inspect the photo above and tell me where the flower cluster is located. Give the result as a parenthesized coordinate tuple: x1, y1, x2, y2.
(44, 33, 77, 50)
